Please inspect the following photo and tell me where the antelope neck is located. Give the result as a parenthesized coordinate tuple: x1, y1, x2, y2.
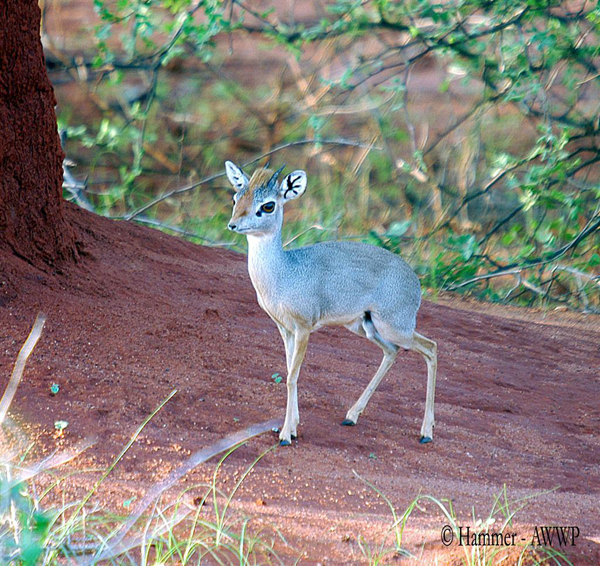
(246, 226, 287, 282)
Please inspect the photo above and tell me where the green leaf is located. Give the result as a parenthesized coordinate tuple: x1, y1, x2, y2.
(534, 228, 553, 245)
(461, 235, 478, 261)
(589, 253, 600, 267)
(123, 496, 137, 508)
(386, 220, 411, 238)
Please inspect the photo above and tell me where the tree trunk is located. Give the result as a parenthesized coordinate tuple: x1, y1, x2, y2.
(0, 0, 78, 268)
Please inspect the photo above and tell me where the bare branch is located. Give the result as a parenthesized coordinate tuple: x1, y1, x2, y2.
(132, 216, 241, 249)
(446, 214, 600, 291)
(123, 138, 380, 220)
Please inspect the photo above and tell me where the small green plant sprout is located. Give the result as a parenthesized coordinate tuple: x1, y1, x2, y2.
(50, 383, 59, 395)
(53, 420, 68, 432)
(233, 417, 240, 422)
(122, 496, 137, 508)
(368, 452, 377, 460)
(271, 373, 283, 384)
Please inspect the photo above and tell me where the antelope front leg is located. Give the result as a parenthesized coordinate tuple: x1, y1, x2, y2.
(280, 329, 309, 446)
(276, 324, 299, 434)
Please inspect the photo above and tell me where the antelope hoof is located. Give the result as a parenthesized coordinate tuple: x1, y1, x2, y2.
(273, 427, 296, 439)
(341, 419, 356, 426)
(419, 436, 433, 444)
(278, 427, 296, 445)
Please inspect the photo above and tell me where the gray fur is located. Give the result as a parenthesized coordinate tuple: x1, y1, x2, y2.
(225, 161, 437, 445)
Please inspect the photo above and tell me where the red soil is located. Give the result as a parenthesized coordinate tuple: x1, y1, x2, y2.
(1, 204, 599, 564)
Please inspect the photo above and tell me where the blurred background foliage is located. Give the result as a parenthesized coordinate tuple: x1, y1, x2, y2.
(42, 0, 599, 311)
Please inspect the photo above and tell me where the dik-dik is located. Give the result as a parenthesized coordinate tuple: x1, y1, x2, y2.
(226, 161, 437, 446)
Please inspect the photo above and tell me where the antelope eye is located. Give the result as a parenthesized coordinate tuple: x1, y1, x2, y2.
(260, 202, 276, 213)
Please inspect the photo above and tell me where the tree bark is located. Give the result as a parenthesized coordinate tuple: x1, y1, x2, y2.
(0, 0, 78, 268)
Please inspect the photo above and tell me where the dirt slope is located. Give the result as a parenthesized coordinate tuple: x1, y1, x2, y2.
(1, 204, 599, 564)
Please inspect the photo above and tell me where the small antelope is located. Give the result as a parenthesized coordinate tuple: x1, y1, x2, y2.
(226, 161, 437, 446)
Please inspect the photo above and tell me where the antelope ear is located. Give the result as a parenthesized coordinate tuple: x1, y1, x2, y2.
(279, 170, 307, 202)
(225, 161, 249, 192)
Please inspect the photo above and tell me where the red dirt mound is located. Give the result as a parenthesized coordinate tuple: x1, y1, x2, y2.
(1, 204, 599, 564)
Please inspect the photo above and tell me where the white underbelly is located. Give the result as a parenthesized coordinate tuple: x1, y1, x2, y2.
(313, 313, 362, 330)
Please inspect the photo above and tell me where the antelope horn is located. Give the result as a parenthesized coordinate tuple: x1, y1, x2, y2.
(266, 165, 285, 189)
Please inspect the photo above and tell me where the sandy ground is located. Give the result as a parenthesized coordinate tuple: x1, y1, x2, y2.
(1, 204, 599, 564)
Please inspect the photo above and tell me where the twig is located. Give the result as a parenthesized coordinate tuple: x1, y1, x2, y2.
(554, 265, 600, 287)
(577, 71, 600, 86)
(447, 213, 600, 293)
(0, 314, 46, 424)
(431, 159, 523, 235)
(284, 224, 331, 247)
(449, 268, 576, 310)
(131, 216, 241, 248)
(503, 273, 522, 300)
(446, 268, 523, 290)
(14, 438, 96, 484)
(423, 94, 498, 158)
(478, 205, 524, 246)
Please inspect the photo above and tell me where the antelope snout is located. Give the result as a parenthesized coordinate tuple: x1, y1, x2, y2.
(228, 222, 237, 231)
